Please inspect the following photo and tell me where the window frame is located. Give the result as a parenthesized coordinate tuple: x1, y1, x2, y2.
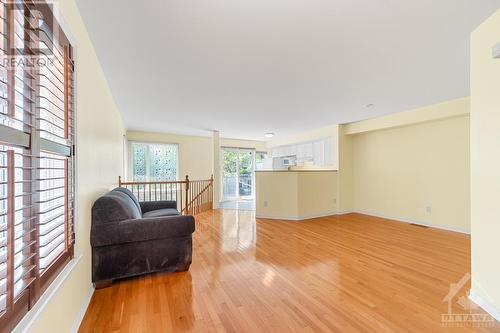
(0, 1, 76, 331)
(127, 141, 180, 181)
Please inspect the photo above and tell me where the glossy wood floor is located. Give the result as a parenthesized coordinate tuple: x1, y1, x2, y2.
(79, 211, 500, 333)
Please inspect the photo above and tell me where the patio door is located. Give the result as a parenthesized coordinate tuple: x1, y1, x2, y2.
(221, 148, 255, 201)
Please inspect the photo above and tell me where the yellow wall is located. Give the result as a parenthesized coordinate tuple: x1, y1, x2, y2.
(470, 9, 500, 316)
(350, 114, 470, 233)
(256, 171, 338, 219)
(337, 125, 353, 213)
(256, 98, 470, 228)
(297, 172, 338, 218)
(221, 138, 267, 151)
(15, 0, 126, 332)
(256, 172, 299, 218)
(344, 97, 470, 135)
(126, 131, 267, 181)
(127, 131, 213, 180)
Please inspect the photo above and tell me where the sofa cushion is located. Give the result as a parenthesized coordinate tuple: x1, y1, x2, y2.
(113, 187, 142, 215)
(92, 191, 142, 224)
(143, 208, 180, 218)
(140, 200, 177, 213)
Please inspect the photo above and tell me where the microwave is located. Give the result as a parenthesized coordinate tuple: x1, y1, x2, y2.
(282, 156, 296, 166)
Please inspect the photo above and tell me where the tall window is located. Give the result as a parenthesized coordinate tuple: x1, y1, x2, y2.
(130, 143, 178, 181)
(0, 1, 75, 331)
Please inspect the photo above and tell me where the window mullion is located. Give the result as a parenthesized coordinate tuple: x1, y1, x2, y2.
(30, 70, 41, 307)
(62, 45, 71, 251)
(146, 144, 151, 182)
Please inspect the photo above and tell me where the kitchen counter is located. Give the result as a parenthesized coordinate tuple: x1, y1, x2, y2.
(255, 169, 338, 220)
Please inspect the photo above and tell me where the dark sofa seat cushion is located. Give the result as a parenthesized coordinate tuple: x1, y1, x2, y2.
(143, 208, 180, 218)
(139, 200, 177, 214)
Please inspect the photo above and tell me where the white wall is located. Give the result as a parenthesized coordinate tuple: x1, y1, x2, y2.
(470, 9, 500, 319)
(14, 0, 126, 332)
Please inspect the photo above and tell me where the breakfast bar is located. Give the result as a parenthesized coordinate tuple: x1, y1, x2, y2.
(255, 169, 338, 220)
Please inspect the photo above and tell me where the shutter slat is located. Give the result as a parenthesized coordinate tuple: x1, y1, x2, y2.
(0, 277, 6, 294)
(39, 234, 64, 260)
(13, 252, 35, 270)
(39, 224, 64, 248)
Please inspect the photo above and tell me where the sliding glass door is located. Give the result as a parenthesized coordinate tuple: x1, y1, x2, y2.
(222, 149, 238, 199)
(222, 148, 255, 200)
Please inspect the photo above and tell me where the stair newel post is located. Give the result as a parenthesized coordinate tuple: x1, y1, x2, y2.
(185, 175, 190, 215)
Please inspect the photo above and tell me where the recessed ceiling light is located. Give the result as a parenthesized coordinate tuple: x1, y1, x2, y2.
(264, 133, 275, 138)
(366, 103, 375, 108)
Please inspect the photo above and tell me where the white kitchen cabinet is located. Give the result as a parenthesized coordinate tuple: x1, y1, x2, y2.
(271, 137, 335, 167)
(313, 141, 324, 165)
(272, 146, 286, 158)
(296, 143, 313, 162)
(323, 138, 333, 165)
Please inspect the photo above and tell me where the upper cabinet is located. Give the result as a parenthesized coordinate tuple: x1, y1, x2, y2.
(271, 137, 335, 167)
(296, 143, 313, 161)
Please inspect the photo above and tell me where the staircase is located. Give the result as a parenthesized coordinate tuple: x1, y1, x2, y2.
(118, 175, 214, 215)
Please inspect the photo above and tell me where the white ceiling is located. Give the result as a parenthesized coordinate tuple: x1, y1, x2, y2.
(75, 0, 500, 140)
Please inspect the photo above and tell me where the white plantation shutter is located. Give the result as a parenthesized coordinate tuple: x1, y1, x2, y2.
(38, 151, 68, 272)
(0, 1, 75, 331)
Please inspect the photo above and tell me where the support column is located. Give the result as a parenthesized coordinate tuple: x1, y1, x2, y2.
(336, 125, 353, 214)
(212, 130, 221, 209)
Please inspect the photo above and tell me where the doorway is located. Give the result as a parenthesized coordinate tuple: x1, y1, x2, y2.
(221, 148, 255, 210)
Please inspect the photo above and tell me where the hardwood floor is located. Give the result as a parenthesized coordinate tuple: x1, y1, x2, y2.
(79, 211, 500, 333)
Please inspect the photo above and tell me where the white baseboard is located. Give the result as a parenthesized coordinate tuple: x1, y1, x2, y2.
(70, 285, 94, 333)
(256, 210, 338, 221)
(256, 209, 470, 234)
(351, 209, 470, 234)
(469, 290, 500, 322)
(336, 210, 354, 215)
(13, 255, 84, 333)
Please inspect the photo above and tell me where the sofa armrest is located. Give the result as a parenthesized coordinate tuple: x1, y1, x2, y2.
(140, 200, 178, 213)
(91, 215, 195, 247)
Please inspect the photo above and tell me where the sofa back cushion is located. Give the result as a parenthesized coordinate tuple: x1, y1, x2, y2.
(112, 187, 142, 215)
(92, 190, 142, 225)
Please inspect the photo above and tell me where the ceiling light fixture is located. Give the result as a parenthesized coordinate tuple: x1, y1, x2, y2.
(264, 133, 275, 138)
(366, 103, 375, 108)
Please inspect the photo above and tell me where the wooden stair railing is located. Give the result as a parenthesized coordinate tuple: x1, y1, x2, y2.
(118, 175, 214, 216)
